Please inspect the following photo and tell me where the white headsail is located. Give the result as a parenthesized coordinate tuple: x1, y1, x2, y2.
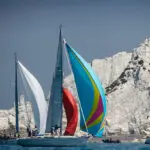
(18, 61, 48, 134)
(45, 27, 63, 134)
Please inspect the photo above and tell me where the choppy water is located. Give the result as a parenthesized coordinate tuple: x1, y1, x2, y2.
(0, 143, 150, 150)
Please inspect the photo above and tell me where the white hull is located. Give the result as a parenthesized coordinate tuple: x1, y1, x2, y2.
(17, 136, 89, 147)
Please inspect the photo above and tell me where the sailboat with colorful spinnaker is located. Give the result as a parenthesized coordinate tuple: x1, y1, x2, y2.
(17, 27, 107, 147)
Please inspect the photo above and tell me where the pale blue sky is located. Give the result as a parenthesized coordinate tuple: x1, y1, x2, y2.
(0, 0, 150, 108)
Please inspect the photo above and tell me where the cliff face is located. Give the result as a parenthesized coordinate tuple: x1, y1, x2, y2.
(105, 38, 150, 136)
(0, 95, 35, 137)
(64, 38, 150, 136)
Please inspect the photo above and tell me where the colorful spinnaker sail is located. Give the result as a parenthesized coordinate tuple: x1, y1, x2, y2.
(65, 41, 107, 136)
(63, 88, 78, 135)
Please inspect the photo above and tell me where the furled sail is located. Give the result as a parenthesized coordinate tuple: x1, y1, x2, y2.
(18, 61, 48, 134)
(45, 27, 63, 134)
(65, 42, 107, 136)
(63, 88, 78, 136)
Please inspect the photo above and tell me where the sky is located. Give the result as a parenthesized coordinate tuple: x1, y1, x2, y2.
(0, 0, 150, 109)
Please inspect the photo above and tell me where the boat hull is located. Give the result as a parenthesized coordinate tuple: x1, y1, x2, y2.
(17, 136, 89, 147)
(0, 139, 18, 145)
(145, 138, 150, 144)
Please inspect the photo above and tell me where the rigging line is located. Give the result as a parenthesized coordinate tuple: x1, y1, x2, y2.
(63, 39, 89, 133)
(18, 65, 31, 127)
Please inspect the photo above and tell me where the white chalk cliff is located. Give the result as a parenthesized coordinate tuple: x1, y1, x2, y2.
(0, 95, 35, 137)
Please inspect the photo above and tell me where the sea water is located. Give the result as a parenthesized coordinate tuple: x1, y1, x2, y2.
(0, 143, 150, 150)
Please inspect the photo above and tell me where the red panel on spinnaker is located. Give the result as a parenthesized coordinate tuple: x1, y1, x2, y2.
(63, 88, 78, 136)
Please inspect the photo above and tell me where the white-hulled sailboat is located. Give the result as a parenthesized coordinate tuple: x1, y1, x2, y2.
(16, 27, 107, 147)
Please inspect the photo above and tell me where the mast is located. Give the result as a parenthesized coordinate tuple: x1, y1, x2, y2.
(14, 53, 19, 137)
(45, 26, 63, 135)
(59, 25, 63, 136)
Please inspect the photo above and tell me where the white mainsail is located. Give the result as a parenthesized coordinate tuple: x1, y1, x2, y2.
(18, 61, 48, 134)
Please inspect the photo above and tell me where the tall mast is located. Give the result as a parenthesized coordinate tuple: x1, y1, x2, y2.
(59, 25, 63, 136)
(14, 53, 19, 137)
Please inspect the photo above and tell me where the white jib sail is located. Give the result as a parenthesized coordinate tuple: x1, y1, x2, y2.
(18, 61, 48, 134)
